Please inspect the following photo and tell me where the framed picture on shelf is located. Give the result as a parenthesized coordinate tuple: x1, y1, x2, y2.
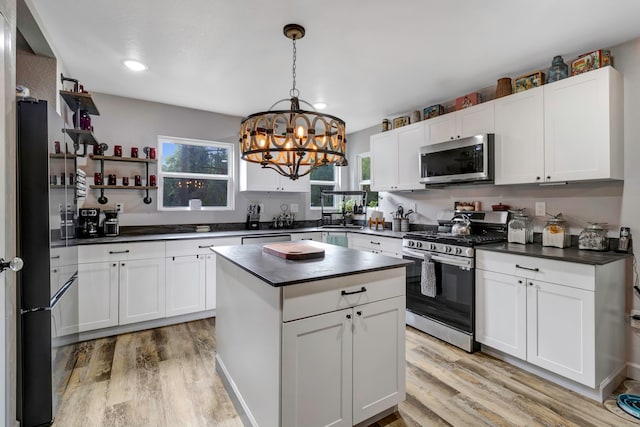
(514, 71, 545, 93)
(393, 116, 410, 129)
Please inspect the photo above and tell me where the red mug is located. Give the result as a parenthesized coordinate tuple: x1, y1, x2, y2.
(149, 147, 156, 159)
(54, 141, 61, 154)
(108, 174, 116, 185)
(134, 175, 142, 186)
(94, 172, 103, 185)
(131, 147, 138, 158)
(149, 175, 156, 187)
(114, 145, 122, 157)
(122, 177, 129, 186)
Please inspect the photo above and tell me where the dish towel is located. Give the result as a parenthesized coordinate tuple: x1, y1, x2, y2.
(325, 235, 348, 247)
(421, 256, 437, 298)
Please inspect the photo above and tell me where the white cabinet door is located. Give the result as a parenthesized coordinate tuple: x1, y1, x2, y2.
(51, 265, 81, 337)
(494, 87, 545, 185)
(240, 160, 310, 192)
(526, 279, 595, 386)
(166, 255, 206, 317)
(77, 261, 119, 332)
(475, 270, 527, 359)
(456, 101, 495, 139)
(396, 124, 425, 190)
(119, 258, 166, 324)
(425, 114, 456, 144)
(352, 297, 405, 424)
(543, 66, 623, 182)
(282, 308, 353, 427)
(205, 254, 217, 310)
(370, 130, 398, 191)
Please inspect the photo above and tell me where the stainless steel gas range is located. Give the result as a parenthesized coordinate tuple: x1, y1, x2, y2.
(402, 210, 508, 352)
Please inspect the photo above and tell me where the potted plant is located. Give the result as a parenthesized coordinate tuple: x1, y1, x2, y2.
(368, 196, 384, 221)
(339, 198, 356, 224)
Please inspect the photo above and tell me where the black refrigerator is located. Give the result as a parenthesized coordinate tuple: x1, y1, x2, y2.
(16, 99, 79, 426)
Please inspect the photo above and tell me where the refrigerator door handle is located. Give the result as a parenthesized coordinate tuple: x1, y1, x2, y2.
(49, 271, 78, 309)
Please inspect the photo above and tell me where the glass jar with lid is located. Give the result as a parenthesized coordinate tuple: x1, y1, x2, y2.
(542, 214, 571, 248)
(508, 209, 533, 244)
(578, 223, 609, 251)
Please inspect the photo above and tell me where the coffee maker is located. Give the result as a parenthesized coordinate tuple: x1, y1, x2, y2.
(103, 210, 119, 237)
(77, 208, 100, 238)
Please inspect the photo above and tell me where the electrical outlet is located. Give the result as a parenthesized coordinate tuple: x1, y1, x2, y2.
(116, 203, 124, 214)
(290, 203, 299, 213)
(631, 310, 640, 329)
(535, 202, 546, 217)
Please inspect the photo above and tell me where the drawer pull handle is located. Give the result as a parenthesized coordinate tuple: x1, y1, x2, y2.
(356, 311, 362, 316)
(341, 286, 367, 296)
(51, 255, 61, 259)
(370, 241, 381, 245)
(346, 314, 351, 319)
(109, 250, 130, 254)
(198, 245, 211, 248)
(515, 264, 539, 272)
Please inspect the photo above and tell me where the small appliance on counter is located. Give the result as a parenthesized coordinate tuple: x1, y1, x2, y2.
(59, 208, 76, 239)
(77, 208, 100, 238)
(246, 203, 260, 230)
(102, 210, 120, 237)
(617, 227, 632, 253)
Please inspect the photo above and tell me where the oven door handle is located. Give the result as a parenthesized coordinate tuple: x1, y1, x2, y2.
(429, 254, 473, 269)
(403, 249, 427, 260)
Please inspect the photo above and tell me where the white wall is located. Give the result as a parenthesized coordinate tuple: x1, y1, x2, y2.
(347, 36, 640, 379)
(84, 93, 318, 226)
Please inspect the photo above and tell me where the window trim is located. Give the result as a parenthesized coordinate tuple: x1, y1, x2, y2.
(157, 135, 235, 211)
(357, 152, 372, 188)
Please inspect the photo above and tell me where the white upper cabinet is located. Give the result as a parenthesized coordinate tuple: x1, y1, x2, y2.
(494, 87, 545, 185)
(370, 121, 425, 191)
(543, 66, 623, 183)
(239, 160, 310, 192)
(425, 101, 495, 145)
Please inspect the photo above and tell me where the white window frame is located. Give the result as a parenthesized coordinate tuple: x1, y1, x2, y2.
(157, 135, 235, 211)
(310, 164, 338, 210)
(357, 152, 371, 190)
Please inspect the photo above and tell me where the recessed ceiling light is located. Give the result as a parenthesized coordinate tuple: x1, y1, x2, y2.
(122, 59, 148, 71)
(313, 102, 327, 110)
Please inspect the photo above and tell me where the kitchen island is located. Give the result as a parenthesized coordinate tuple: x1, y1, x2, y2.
(213, 241, 409, 427)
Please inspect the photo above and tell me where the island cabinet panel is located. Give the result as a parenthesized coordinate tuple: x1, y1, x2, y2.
(352, 296, 405, 424)
(282, 308, 353, 427)
(119, 257, 166, 325)
(165, 255, 206, 317)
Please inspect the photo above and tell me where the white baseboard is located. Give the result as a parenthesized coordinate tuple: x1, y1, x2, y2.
(627, 362, 640, 380)
(216, 354, 258, 427)
(481, 346, 625, 402)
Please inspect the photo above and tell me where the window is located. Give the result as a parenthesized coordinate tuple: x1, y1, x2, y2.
(357, 153, 378, 207)
(310, 164, 337, 208)
(158, 136, 234, 210)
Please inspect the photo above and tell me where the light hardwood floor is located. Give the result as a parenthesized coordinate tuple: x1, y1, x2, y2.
(52, 319, 638, 426)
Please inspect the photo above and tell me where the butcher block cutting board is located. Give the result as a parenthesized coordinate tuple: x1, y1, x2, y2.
(263, 242, 325, 260)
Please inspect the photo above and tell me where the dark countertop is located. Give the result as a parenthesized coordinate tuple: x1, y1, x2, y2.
(213, 241, 411, 287)
(477, 242, 630, 265)
(53, 226, 406, 247)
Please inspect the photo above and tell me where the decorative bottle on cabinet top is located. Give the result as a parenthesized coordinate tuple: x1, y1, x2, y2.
(546, 56, 569, 83)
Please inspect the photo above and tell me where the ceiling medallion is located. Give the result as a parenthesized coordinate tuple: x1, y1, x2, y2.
(239, 24, 347, 180)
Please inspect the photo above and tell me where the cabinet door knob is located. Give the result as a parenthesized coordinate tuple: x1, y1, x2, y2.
(536, 176, 541, 181)
(518, 280, 523, 284)
(528, 282, 533, 286)
(112, 263, 117, 267)
(457, 135, 460, 139)
(121, 263, 125, 266)
(346, 314, 351, 319)
(450, 137, 454, 140)
(357, 311, 362, 316)
(546, 176, 551, 180)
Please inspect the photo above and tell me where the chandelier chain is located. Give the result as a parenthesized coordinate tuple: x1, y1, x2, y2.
(290, 38, 299, 98)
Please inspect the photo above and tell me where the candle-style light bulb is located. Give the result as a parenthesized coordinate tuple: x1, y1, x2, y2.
(296, 126, 305, 139)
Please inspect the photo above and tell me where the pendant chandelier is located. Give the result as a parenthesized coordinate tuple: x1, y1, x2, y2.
(239, 24, 348, 180)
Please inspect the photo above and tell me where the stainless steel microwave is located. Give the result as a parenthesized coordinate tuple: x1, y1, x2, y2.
(419, 134, 494, 185)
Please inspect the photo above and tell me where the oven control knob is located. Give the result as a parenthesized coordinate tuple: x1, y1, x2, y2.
(455, 247, 462, 255)
(416, 242, 423, 248)
(429, 243, 437, 251)
(407, 240, 414, 247)
(444, 245, 452, 253)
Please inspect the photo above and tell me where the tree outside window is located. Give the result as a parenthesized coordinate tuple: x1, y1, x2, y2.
(357, 153, 377, 206)
(158, 136, 234, 210)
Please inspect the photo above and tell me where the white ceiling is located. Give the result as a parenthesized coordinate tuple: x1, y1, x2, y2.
(28, 0, 640, 133)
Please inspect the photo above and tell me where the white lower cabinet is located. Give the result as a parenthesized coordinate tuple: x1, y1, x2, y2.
(77, 261, 119, 332)
(165, 255, 205, 317)
(119, 257, 166, 324)
(475, 250, 624, 390)
(282, 296, 405, 426)
(291, 231, 322, 241)
(348, 233, 402, 258)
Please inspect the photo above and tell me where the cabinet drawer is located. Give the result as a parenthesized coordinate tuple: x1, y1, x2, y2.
(50, 246, 77, 268)
(79, 241, 166, 263)
(166, 237, 241, 257)
(476, 250, 595, 291)
(349, 234, 402, 256)
(282, 268, 405, 322)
